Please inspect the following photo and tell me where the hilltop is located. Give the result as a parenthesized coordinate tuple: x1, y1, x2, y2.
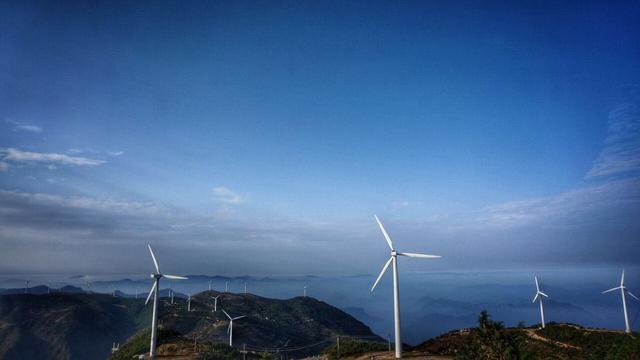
(113, 290, 381, 359)
(323, 312, 640, 360)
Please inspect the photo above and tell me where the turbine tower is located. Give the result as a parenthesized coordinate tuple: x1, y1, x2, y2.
(602, 270, 639, 333)
(222, 309, 246, 347)
(211, 295, 220, 312)
(209, 280, 212, 292)
(144, 244, 188, 358)
(532, 276, 549, 328)
(370, 215, 440, 359)
(187, 294, 192, 312)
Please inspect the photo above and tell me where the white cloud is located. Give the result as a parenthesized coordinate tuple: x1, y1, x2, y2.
(587, 100, 640, 178)
(15, 124, 43, 132)
(0, 190, 165, 216)
(107, 151, 124, 156)
(0, 161, 8, 172)
(5, 119, 42, 133)
(390, 200, 410, 211)
(0, 148, 105, 167)
(211, 186, 244, 204)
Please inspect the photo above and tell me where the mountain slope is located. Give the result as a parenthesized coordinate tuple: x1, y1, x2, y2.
(0, 291, 380, 359)
(0, 293, 150, 360)
(123, 290, 381, 358)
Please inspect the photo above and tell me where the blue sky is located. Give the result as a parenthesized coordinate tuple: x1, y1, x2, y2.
(1, 1, 639, 276)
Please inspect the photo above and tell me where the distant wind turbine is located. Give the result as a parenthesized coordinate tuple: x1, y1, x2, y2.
(370, 215, 441, 359)
(144, 244, 188, 358)
(532, 276, 549, 328)
(211, 295, 220, 312)
(222, 309, 246, 347)
(209, 280, 212, 292)
(225, 281, 229, 292)
(187, 294, 192, 312)
(303, 286, 307, 298)
(602, 270, 639, 333)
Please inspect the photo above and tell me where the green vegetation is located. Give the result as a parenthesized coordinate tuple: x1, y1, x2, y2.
(198, 343, 241, 360)
(110, 328, 181, 360)
(539, 324, 640, 360)
(455, 310, 538, 360)
(322, 339, 389, 359)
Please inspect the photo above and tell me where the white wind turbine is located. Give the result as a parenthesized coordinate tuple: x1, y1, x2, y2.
(211, 295, 220, 312)
(371, 215, 440, 359)
(187, 294, 192, 312)
(532, 276, 549, 328)
(222, 309, 246, 347)
(602, 270, 639, 333)
(144, 244, 188, 358)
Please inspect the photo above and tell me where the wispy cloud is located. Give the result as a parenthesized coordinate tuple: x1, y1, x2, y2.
(0, 190, 164, 216)
(0, 148, 105, 168)
(107, 151, 124, 157)
(586, 95, 640, 178)
(212, 186, 244, 204)
(5, 119, 43, 133)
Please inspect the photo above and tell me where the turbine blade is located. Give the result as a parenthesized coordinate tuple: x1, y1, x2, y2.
(532, 293, 539, 303)
(233, 315, 246, 320)
(148, 244, 160, 274)
(539, 292, 549, 298)
(602, 286, 621, 294)
(627, 291, 640, 301)
(398, 252, 441, 259)
(535, 276, 540, 292)
(371, 257, 393, 292)
(621, 270, 625, 286)
(227, 323, 231, 334)
(164, 274, 188, 280)
(222, 309, 232, 320)
(145, 281, 157, 305)
(374, 215, 394, 250)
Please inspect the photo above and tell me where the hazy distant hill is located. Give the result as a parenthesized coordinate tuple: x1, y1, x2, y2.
(0, 290, 379, 359)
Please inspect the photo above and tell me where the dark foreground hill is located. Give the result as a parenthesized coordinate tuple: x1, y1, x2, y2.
(0, 293, 150, 359)
(0, 291, 380, 359)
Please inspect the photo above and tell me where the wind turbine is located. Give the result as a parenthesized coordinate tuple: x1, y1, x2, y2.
(211, 295, 220, 312)
(225, 281, 229, 292)
(602, 270, 639, 333)
(209, 280, 212, 292)
(222, 309, 246, 347)
(187, 294, 192, 312)
(303, 286, 307, 298)
(370, 215, 440, 359)
(532, 276, 549, 328)
(144, 244, 188, 358)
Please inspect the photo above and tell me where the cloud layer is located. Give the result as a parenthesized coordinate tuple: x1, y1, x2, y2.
(0, 148, 105, 168)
